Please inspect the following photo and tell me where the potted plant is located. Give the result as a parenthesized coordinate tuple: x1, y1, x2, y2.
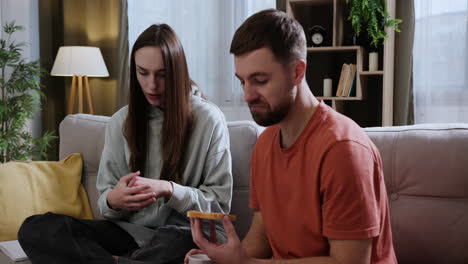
(0, 22, 55, 163)
(345, 0, 401, 70)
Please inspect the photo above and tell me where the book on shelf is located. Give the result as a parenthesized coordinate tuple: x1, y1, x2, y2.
(0, 240, 28, 262)
(335, 63, 350, 97)
(341, 64, 357, 97)
(346, 73, 357, 97)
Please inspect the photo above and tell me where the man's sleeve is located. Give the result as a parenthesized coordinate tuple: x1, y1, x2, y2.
(320, 140, 381, 240)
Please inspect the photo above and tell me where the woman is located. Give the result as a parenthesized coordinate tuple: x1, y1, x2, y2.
(18, 24, 233, 264)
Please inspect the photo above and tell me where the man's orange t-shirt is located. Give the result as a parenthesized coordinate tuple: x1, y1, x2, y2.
(250, 101, 397, 263)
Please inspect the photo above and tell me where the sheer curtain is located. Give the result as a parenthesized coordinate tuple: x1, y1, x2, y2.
(0, 0, 42, 138)
(128, 0, 275, 121)
(413, 0, 468, 123)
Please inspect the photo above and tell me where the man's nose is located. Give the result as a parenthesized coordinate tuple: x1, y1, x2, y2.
(243, 83, 259, 104)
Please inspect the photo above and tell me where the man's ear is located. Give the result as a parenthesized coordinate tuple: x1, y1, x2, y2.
(290, 59, 307, 85)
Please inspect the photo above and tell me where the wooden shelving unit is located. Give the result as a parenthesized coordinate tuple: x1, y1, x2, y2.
(286, 0, 396, 127)
(359, 71, 384, 76)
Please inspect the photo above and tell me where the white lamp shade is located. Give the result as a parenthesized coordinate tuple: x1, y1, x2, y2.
(51, 46, 109, 77)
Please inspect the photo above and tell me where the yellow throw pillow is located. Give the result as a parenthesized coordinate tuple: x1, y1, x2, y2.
(0, 153, 94, 241)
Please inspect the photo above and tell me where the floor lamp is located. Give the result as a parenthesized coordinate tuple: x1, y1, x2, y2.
(51, 46, 109, 115)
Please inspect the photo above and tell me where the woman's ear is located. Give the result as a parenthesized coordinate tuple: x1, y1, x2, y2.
(290, 59, 307, 85)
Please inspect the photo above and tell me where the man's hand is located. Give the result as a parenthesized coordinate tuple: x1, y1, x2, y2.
(128, 176, 173, 199)
(107, 171, 157, 211)
(184, 219, 217, 263)
(187, 216, 250, 264)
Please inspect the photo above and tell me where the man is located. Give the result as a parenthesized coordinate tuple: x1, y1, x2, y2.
(187, 9, 397, 264)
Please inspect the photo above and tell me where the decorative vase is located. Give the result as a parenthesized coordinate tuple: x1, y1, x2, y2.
(369, 52, 379, 71)
(323, 78, 332, 97)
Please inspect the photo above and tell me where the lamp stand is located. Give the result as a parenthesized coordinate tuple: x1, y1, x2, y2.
(68, 75, 94, 115)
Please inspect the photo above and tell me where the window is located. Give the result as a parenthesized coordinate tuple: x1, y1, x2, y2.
(128, 0, 275, 120)
(413, 0, 468, 123)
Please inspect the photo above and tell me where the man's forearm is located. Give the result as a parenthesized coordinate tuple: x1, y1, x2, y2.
(241, 211, 273, 259)
(247, 237, 373, 264)
(242, 233, 272, 259)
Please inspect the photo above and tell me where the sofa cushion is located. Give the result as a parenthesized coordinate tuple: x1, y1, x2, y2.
(365, 123, 468, 264)
(0, 153, 94, 241)
(225, 121, 263, 239)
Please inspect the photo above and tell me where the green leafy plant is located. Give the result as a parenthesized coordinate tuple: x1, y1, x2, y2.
(346, 0, 402, 48)
(0, 21, 55, 163)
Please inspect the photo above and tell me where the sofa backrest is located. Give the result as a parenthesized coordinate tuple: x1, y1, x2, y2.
(59, 114, 262, 239)
(60, 115, 468, 263)
(364, 123, 468, 264)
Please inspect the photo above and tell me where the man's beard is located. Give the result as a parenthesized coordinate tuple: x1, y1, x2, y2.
(249, 97, 292, 127)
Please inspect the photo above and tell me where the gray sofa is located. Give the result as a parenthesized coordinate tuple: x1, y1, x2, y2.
(1, 115, 467, 264)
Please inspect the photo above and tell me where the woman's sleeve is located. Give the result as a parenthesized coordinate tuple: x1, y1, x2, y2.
(96, 114, 132, 220)
(165, 114, 233, 215)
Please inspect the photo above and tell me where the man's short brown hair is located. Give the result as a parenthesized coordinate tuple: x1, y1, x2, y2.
(230, 9, 307, 64)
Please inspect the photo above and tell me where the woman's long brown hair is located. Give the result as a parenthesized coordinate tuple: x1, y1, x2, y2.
(125, 24, 194, 184)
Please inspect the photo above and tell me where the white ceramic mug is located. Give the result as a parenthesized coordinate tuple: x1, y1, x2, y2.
(188, 254, 213, 264)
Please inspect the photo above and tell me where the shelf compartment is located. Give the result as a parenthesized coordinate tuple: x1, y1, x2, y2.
(307, 46, 361, 52)
(306, 46, 363, 98)
(359, 71, 384, 76)
(319, 96, 362, 100)
(287, 0, 334, 47)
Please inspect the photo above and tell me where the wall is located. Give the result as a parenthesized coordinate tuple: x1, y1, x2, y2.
(38, 0, 122, 160)
(39, 0, 121, 119)
(62, 0, 121, 117)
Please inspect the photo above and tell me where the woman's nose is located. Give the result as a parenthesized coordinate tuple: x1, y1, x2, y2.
(147, 75, 157, 90)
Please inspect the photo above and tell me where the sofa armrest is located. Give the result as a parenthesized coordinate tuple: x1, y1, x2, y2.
(59, 114, 110, 219)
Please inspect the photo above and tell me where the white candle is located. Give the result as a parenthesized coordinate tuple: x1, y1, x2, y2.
(369, 52, 378, 71)
(323, 78, 332, 97)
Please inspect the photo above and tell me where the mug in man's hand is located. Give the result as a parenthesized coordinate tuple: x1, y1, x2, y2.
(188, 253, 213, 264)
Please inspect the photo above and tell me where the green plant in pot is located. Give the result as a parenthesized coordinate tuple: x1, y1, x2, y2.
(346, 0, 401, 49)
(0, 22, 55, 163)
